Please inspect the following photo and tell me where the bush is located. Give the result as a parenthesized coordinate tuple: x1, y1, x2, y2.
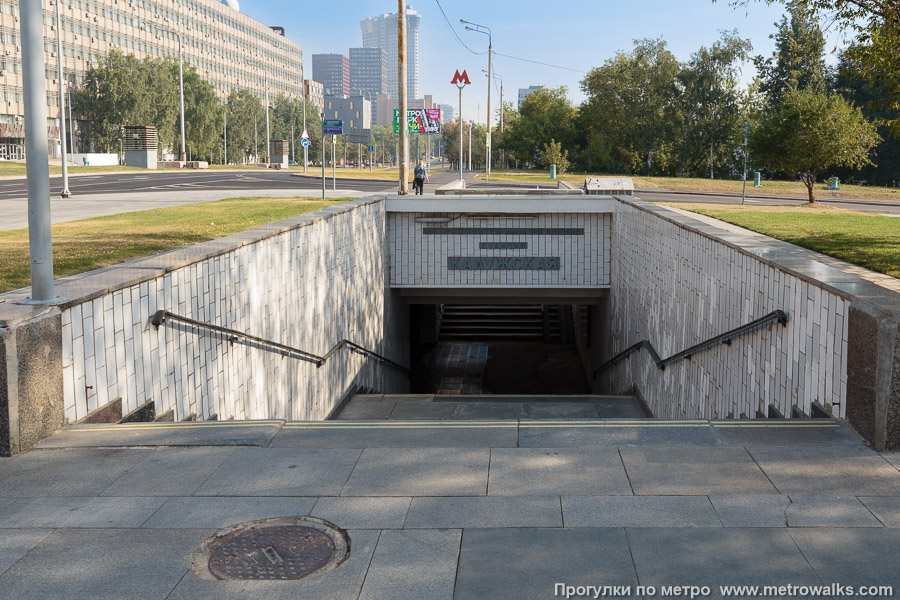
(541, 139, 570, 174)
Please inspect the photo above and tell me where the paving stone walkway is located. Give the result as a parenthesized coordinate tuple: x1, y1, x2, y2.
(1, 412, 898, 599)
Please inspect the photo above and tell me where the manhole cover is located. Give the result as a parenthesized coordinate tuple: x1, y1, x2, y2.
(191, 517, 349, 581)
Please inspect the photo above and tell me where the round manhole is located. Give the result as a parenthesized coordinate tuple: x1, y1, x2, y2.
(191, 517, 349, 581)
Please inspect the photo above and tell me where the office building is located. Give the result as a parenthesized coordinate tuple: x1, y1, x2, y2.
(324, 93, 372, 131)
(349, 47, 387, 124)
(359, 7, 420, 100)
(518, 85, 543, 109)
(312, 53, 350, 98)
(0, 0, 303, 159)
(304, 79, 325, 115)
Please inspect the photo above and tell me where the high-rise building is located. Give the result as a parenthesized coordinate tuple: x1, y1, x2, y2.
(360, 7, 420, 100)
(304, 80, 325, 115)
(438, 104, 455, 124)
(312, 54, 350, 98)
(349, 48, 387, 125)
(518, 86, 544, 109)
(0, 0, 302, 159)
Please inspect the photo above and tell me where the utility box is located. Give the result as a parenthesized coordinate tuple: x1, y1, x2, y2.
(123, 126, 158, 169)
(585, 177, 634, 196)
(270, 139, 289, 168)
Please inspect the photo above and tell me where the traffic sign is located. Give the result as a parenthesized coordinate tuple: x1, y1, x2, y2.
(368, 145, 375, 153)
(323, 119, 343, 135)
(332, 135, 337, 144)
(451, 70, 471, 86)
(301, 129, 310, 140)
(301, 138, 310, 148)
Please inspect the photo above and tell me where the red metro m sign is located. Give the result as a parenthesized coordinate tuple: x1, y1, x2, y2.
(451, 70, 471, 87)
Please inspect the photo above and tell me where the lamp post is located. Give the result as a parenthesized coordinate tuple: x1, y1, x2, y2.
(265, 71, 270, 166)
(462, 19, 492, 182)
(54, 0, 70, 197)
(223, 104, 227, 165)
(397, 1, 409, 194)
(357, 89, 373, 171)
(302, 83, 308, 173)
(485, 69, 503, 170)
(153, 25, 185, 162)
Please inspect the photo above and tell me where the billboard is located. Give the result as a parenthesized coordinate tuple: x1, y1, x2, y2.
(393, 108, 441, 134)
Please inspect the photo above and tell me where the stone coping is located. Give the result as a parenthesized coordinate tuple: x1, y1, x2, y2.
(0, 196, 385, 328)
(385, 195, 614, 213)
(620, 196, 900, 320)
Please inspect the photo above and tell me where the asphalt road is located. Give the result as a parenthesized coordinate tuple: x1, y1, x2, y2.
(0, 169, 397, 200)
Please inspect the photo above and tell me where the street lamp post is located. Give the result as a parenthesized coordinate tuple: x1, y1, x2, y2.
(397, 1, 409, 194)
(265, 71, 270, 166)
(153, 25, 185, 162)
(485, 69, 503, 170)
(462, 19, 492, 182)
(54, 0, 70, 197)
(223, 104, 227, 165)
(357, 89, 373, 171)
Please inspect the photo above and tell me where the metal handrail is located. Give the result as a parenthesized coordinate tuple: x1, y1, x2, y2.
(594, 310, 788, 376)
(151, 310, 408, 372)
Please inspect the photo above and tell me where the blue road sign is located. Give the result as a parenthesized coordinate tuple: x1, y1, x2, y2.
(301, 138, 310, 148)
(323, 119, 343, 135)
(368, 145, 375, 152)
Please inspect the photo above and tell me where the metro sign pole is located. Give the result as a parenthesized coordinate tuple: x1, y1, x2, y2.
(452, 69, 471, 182)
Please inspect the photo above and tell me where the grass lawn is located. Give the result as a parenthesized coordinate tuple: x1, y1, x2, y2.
(659, 203, 900, 279)
(0, 196, 350, 293)
(480, 170, 900, 202)
(0, 162, 180, 177)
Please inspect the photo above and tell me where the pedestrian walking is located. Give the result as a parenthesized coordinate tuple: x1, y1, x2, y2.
(414, 160, 429, 195)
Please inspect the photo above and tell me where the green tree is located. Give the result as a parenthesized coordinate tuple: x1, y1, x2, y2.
(675, 31, 752, 178)
(541, 139, 570, 173)
(225, 88, 263, 163)
(580, 38, 681, 174)
(752, 3, 827, 103)
(179, 64, 222, 162)
(751, 87, 880, 203)
(73, 49, 178, 152)
(499, 87, 576, 168)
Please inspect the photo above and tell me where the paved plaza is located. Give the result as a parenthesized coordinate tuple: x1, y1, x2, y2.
(0, 398, 898, 599)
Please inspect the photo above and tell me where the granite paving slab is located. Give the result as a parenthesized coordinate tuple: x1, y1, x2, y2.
(309, 497, 411, 529)
(166, 529, 380, 600)
(518, 421, 719, 447)
(0, 527, 212, 600)
(0, 530, 52, 577)
(628, 528, 822, 597)
(358, 529, 461, 600)
(525, 402, 602, 419)
(562, 495, 723, 528)
(785, 495, 883, 527)
(33, 421, 284, 448)
(0, 496, 165, 528)
(488, 447, 632, 496)
(0, 448, 153, 497)
(195, 448, 362, 497)
(708, 494, 791, 527)
(334, 401, 397, 420)
(712, 422, 865, 447)
(859, 496, 900, 527)
(140, 496, 317, 529)
(880, 453, 900, 470)
(620, 446, 778, 495)
(749, 446, 900, 495)
(388, 401, 461, 420)
(100, 447, 236, 496)
(789, 528, 900, 588)
(270, 422, 518, 449)
(342, 448, 490, 497)
(454, 528, 639, 600)
(404, 496, 563, 529)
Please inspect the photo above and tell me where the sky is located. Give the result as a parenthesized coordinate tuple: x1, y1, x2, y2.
(235, 0, 850, 125)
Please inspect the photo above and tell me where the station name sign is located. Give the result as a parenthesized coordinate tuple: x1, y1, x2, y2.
(447, 257, 561, 271)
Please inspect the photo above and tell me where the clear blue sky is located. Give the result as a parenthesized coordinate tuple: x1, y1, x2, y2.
(237, 1, 848, 124)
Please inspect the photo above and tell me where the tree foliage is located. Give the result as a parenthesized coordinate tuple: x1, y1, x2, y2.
(750, 87, 880, 202)
(499, 87, 576, 168)
(541, 139, 570, 174)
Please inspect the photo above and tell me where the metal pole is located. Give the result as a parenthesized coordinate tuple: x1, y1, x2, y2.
(20, 0, 58, 304)
(55, 0, 70, 197)
(397, 1, 409, 194)
(176, 32, 185, 163)
(224, 106, 227, 165)
(458, 89, 463, 180)
(332, 135, 336, 191)
(486, 40, 492, 181)
(265, 71, 270, 166)
(468, 120, 472, 171)
(321, 112, 326, 201)
(254, 110, 258, 163)
(68, 86, 75, 154)
(302, 93, 308, 173)
(742, 123, 748, 206)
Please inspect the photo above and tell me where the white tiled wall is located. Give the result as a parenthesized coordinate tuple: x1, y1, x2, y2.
(60, 200, 400, 423)
(389, 212, 612, 288)
(607, 201, 849, 420)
